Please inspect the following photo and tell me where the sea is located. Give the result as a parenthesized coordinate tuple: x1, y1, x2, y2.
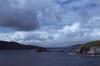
(0, 50, 100, 66)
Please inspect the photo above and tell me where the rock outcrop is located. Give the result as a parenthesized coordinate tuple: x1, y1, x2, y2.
(88, 46, 100, 55)
(73, 40, 100, 55)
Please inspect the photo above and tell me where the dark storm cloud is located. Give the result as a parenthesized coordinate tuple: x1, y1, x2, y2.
(0, 0, 38, 31)
(55, 0, 77, 5)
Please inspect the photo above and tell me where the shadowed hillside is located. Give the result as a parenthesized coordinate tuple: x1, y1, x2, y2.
(0, 41, 47, 52)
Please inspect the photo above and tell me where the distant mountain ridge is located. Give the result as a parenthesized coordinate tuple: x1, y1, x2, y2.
(0, 41, 46, 52)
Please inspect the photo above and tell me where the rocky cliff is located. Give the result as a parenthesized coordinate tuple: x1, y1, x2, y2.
(73, 40, 100, 55)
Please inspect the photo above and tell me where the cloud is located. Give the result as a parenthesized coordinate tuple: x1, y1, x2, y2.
(0, 20, 100, 47)
(0, 22, 90, 47)
(0, 0, 100, 47)
(0, 0, 38, 31)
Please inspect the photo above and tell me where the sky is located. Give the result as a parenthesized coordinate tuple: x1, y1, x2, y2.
(0, 0, 100, 47)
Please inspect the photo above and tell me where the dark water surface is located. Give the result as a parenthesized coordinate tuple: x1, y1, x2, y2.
(0, 50, 100, 66)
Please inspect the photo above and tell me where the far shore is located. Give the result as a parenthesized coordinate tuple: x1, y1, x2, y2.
(69, 52, 100, 56)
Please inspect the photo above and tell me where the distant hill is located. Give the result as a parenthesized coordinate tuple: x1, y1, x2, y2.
(67, 44, 82, 52)
(0, 41, 47, 52)
(71, 40, 100, 55)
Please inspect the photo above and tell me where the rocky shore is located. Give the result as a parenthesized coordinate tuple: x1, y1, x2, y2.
(72, 40, 100, 56)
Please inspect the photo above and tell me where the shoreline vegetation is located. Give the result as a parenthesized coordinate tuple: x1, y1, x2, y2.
(70, 40, 100, 56)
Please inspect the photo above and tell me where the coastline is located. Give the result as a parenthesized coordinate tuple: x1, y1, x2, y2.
(69, 52, 100, 56)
